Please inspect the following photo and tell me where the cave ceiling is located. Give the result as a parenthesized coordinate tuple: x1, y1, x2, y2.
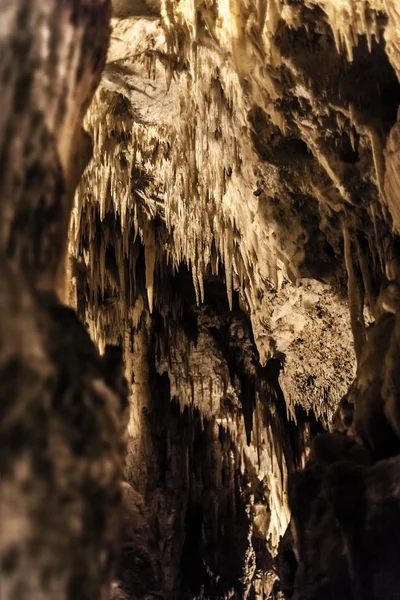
(71, 0, 400, 409)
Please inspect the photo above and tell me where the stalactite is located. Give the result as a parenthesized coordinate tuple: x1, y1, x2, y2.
(343, 224, 366, 362)
(356, 238, 377, 317)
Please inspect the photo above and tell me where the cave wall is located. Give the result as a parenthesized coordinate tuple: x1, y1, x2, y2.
(0, 2, 128, 599)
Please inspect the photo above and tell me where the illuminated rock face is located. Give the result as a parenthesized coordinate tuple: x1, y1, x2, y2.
(63, 0, 400, 597)
(72, 0, 400, 407)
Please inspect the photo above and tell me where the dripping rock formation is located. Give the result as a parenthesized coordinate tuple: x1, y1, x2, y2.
(3, 0, 400, 599)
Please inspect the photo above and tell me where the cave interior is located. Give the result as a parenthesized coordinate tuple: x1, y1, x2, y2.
(2, 0, 400, 599)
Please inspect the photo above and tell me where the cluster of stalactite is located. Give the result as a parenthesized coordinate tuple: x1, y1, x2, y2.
(96, 265, 325, 599)
(71, 0, 400, 423)
(68, 193, 332, 593)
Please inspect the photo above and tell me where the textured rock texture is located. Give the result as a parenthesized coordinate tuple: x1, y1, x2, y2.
(282, 287, 400, 599)
(3, 0, 400, 599)
(0, 2, 128, 599)
(66, 1, 400, 597)
(285, 432, 400, 600)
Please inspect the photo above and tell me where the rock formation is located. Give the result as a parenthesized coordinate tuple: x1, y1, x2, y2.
(3, 0, 400, 598)
(0, 2, 127, 599)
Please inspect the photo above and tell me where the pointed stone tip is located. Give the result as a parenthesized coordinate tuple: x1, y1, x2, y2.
(147, 285, 154, 313)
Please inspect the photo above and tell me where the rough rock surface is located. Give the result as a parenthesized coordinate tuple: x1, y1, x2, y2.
(285, 431, 400, 599)
(3, 0, 400, 599)
(67, 0, 400, 596)
(0, 270, 128, 599)
(282, 290, 400, 599)
(0, 1, 129, 599)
